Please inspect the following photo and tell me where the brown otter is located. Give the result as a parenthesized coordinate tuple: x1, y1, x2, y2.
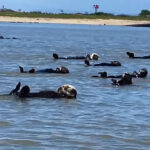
(19, 66, 69, 74)
(53, 53, 99, 60)
(92, 68, 148, 78)
(127, 52, 150, 59)
(112, 73, 132, 86)
(92, 72, 122, 78)
(9, 82, 77, 99)
(85, 59, 121, 67)
(0, 35, 18, 40)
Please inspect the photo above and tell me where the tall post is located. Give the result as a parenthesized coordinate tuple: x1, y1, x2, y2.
(93, 5, 99, 14)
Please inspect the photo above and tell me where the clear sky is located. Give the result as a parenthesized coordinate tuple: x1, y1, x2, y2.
(1, 0, 150, 15)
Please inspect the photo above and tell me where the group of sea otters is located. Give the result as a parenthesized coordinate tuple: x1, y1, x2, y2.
(51, 52, 148, 86)
(1, 35, 149, 99)
(7, 51, 149, 99)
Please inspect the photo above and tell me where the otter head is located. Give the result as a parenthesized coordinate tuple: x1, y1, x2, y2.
(29, 68, 35, 73)
(57, 84, 77, 98)
(139, 68, 148, 78)
(111, 61, 121, 66)
(19, 85, 30, 98)
(0, 36, 4, 39)
(90, 53, 99, 60)
(53, 53, 59, 59)
(60, 66, 69, 73)
(126, 52, 134, 58)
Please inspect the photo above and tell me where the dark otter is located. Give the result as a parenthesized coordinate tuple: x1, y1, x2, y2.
(92, 68, 148, 78)
(9, 82, 77, 99)
(85, 59, 121, 67)
(92, 72, 122, 78)
(131, 68, 148, 78)
(19, 66, 69, 74)
(112, 73, 132, 86)
(53, 53, 99, 60)
(0, 35, 18, 40)
(126, 52, 150, 59)
(0, 36, 4, 39)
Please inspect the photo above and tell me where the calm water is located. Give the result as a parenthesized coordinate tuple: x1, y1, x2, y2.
(0, 22, 150, 150)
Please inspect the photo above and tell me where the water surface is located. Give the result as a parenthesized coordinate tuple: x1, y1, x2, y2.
(0, 22, 150, 150)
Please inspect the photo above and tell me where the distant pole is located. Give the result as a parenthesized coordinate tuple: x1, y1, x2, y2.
(93, 5, 99, 13)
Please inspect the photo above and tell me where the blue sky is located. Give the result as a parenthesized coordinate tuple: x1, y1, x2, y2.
(1, 0, 150, 15)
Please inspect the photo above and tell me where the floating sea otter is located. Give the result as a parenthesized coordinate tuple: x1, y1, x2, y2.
(92, 68, 148, 78)
(19, 66, 69, 74)
(92, 72, 121, 78)
(85, 59, 121, 67)
(126, 52, 150, 59)
(0, 35, 18, 39)
(111, 73, 132, 86)
(53, 53, 99, 60)
(9, 82, 77, 99)
(0, 36, 4, 39)
(131, 68, 148, 78)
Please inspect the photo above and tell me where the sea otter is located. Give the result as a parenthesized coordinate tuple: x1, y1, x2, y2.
(19, 66, 69, 74)
(0, 36, 4, 39)
(111, 73, 132, 86)
(85, 59, 121, 67)
(92, 72, 122, 78)
(131, 68, 148, 78)
(126, 52, 150, 59)
(92, 68, 148, 78)
(53, 53, 99, 60)
(9, 82, 77, 99)
(0, 35, 18, 40)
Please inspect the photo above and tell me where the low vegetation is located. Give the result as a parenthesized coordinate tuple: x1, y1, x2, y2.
(0, 9, 150, 21)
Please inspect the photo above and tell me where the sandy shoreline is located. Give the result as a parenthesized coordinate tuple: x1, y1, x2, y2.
(0, 16, 150, 26)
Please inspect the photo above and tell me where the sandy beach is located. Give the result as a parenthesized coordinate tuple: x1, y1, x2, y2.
(0, 16, 150, 26)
